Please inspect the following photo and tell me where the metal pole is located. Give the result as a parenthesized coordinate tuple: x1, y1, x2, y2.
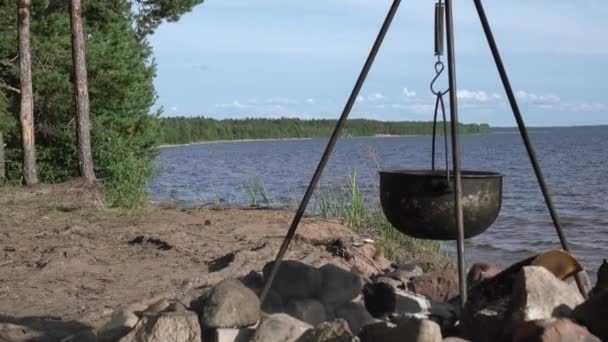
(472, 0, 587, 298)
(259, 0, 403, 305)
(444, 0, 467, 308)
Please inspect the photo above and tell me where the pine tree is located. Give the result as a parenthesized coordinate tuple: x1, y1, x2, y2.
(17, 0, 38, 185)
(70, 0, 95, 183)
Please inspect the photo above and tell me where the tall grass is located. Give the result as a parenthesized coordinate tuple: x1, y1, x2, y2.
(242, 176, 272, 207)
(237, 172, 443, 264)
(314, 172, 442, 262)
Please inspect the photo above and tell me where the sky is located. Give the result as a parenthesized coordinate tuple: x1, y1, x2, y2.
(149, 0, 608, 127)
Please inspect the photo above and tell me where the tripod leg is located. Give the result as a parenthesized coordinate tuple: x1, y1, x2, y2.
(259, 0, 403, 305)
(444, 0, 468, 308)
(472, 0, 587, 298)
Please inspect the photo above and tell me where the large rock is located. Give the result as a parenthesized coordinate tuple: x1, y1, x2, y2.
(392, 317, 443, 342)
(319, 264, 364, 307)
(251, 313, 312, 342)
(201, 278, 261, 328)
(359, 318, 442, 342)
(119, 311, 201, 342)
(461, 302, 509, 342)
(362, 283, 458, 326)
(98, 308, 140, 341)
(407, 270, 458, 302)
(513, 318, 601, 342)
(333, 302, 378, 335)
(466, 263, 499, 288)
(206, 327, 256, 342)
(263, 260, 322, 300)
(60, 331, 97, 342)
(261, 289, 284, 314)
(510, 266, 584, 325)
(386, 263, 424, 283)
(373, 276, 405, 290)
(296, 319, 359, 342)
(286, 298, 327, 326)
(0, 323, 45, 342)
(572, 290, 608, 340)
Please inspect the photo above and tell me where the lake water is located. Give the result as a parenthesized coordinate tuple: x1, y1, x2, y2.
(149, 126, 608, 276)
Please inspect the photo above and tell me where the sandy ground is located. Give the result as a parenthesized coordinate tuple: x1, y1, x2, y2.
(0, 180, 397, 339)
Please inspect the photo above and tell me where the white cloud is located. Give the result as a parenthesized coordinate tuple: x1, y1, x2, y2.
(356, 95, 365, 103)
(515, 90, 561, 105)
(265, 97, 293, 105)
(560, 102, 608, 113)
(215, 100, 248, 109)
(457, 89, 501, 102)
(403, 88, 417, 98)
(368, 93, 386, 102)
(305, 98, 315, 104)
(170, 106, 179, 112)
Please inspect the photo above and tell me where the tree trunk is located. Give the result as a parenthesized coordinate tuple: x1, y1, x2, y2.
(18, 0, 38, 185)
(0, 132, 5, 180)
(70, 0, 96, 183)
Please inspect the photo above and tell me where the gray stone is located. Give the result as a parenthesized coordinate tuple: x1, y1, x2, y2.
(407, 270, 459, 302)
(333, 302, 378, 335)
(513, 318, 601, 342)
(296, 319, 359, 342)
(119, 311, 201, 342)
(251, 313, 312, 342)
(392, 318, 443, 342)
(261, 289, 284, 314)
(393, 288, 431, 315)
(240, 270, 265, 290)
(359, 318, 442, 342)
(97, 309, 140, 341)
(319, 264, 364, 307)
(374, 276, 404, 289)
(208, 327, 256, 342)
(60, 330, 97, 342)
(387, 263, 423, 282)
(461, 301, 509, 342)
(511, 266, 584, 325)
(0, 323, 44, 341)
(202, 278, 261, 328)
(572, 290, 608, 340)
(143, 299, 171, 315)
(466, 263, 500, 288)
(263, 260, 322, 300)
(286, 298, 327, 326)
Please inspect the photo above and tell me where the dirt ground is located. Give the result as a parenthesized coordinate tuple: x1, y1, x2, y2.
(0, 180, 398, 339)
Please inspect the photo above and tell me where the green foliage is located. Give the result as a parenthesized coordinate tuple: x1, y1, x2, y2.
(0, 0, 199, 205)
(93, 121, 155, 207)
(133, 0, 205, 38)
(159, 117, 491, 144)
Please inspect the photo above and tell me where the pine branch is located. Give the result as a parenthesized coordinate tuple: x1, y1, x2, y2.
(0, 83, 20, 94)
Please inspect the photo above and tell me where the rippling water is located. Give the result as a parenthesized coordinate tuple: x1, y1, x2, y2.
(149, 126, 608, 275)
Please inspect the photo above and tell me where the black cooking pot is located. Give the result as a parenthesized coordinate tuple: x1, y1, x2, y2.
(379, 169, 503, 240)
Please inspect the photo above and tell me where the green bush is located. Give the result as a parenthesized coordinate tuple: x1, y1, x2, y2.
(93, 119, 157, 207)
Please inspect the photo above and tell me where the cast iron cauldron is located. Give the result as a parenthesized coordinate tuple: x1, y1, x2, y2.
(379, 170, 503, 240)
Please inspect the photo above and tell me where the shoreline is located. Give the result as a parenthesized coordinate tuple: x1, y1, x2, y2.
(158, 136, 314, 149)
(157, 133, 488, 149)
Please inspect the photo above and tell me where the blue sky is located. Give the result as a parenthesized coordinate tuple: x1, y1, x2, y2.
(149, 0, 608, 127)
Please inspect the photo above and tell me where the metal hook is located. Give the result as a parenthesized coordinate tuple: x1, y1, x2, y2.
(430, 60, 450, 96)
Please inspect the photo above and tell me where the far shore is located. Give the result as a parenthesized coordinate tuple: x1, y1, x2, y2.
(158, 136, 314, 148)
(157, 133, 466, 149)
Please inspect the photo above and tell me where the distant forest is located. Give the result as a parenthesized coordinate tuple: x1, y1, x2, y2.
(159, 117, 491, 145)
